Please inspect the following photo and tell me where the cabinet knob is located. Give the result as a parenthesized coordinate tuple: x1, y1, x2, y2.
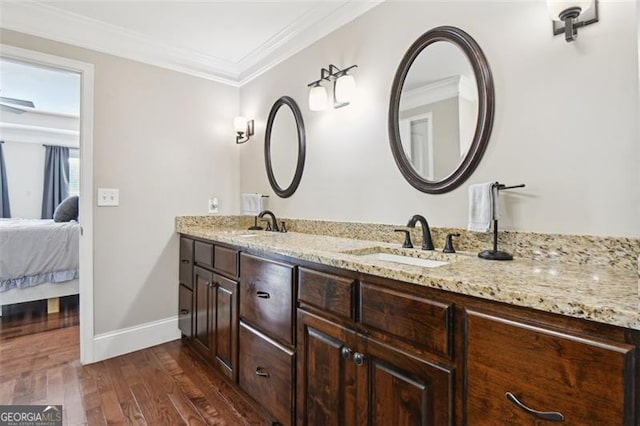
(340, 347, 352, 360)
(256, 291, 271, 299)
(505, 392, 564, 422)
(179, 309, 189, 315)
(255, 367, 270, 378)
(353, 352, 365, 366)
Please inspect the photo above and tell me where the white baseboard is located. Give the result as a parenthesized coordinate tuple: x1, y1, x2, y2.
(93, 315, 181, 362)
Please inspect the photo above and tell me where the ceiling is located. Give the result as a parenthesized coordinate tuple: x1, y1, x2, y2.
(0, 0, 383, 86)
(0, 58, 81, 116)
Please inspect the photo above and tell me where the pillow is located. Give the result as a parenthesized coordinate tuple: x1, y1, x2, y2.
(53, 196, 79, 222)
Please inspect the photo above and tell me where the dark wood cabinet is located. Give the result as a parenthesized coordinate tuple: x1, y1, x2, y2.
(193, 266, 214, 354)
(240, 253, 295, 346)
(213, 273, 238, 381)
(239, 253, 296, 425)
(465, 309, 636, 425)
(239, 322, 295, 426)
(191, 260, 240, 382)
(178, 284, 193, 338)
(297, 274, 455, 426)
(178, 237, 194, 338)
(179, 235, 639, 426)
(179, 237, 194, 289)
(297, 309, 358, 426)
(361, 336, 453, 426)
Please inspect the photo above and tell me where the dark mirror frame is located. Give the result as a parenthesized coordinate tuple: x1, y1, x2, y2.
(389, 26, 495, 194)
(265, 96, 306, 198)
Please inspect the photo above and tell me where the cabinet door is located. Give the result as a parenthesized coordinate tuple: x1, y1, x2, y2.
(193, 266, 214, 354)
(297, 310, 358, 426)
(466, 310, 636, 425)
(359, 337, 454, 426)
(178, 284, 193, 338)
(213, 273, 238, 382)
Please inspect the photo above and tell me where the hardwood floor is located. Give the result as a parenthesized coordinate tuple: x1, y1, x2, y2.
(0, 319, 270, 425)
(0, 295, 79, 340)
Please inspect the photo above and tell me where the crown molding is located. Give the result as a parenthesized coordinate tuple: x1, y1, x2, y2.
(0, 0, 383, 87)
(237, 0, 384, 84)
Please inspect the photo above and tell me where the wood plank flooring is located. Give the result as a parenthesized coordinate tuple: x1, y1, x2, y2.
(0, 308, 270, 425)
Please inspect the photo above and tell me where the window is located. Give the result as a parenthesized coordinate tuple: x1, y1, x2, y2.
(68, 148, 80, 197)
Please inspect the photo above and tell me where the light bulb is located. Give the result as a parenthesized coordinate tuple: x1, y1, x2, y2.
(308, 85, 328, 111)
(334, 74, 356, 104)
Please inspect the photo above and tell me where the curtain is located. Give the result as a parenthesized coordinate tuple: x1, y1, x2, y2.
(0, 141, 10, 218)
(41, 145, 70, 219)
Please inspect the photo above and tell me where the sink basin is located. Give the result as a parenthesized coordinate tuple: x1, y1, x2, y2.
(341, 246, 461, 268)
(357, 252, 449, 268)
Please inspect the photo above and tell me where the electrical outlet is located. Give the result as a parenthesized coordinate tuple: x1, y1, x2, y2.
(97, 188, 119, 206)
(208, 197, 219, 214)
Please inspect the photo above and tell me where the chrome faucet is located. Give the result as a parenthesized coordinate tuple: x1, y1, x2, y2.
(406, 214, 434, 250)
(258, 210, 280, 232)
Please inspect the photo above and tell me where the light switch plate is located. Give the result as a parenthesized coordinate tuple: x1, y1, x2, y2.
(98, 188, 119, 206)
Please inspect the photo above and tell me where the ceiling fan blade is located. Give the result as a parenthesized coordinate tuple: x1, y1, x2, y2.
(0, 96, 34, 108)
(0, 103, 27, 114)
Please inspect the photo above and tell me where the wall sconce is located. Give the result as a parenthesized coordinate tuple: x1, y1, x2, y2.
(234, 116, 254, 144)
(307, 64, 358, 111)
(547, 0, 598, 42)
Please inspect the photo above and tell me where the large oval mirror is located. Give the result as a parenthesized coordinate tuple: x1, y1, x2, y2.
(389, 26, 494, 194)
(265, 96, 306, 198)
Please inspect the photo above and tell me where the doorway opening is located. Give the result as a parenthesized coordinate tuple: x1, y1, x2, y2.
(0, 44, 95, 363)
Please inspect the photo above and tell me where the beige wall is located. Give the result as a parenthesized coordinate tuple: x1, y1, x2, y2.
(0, 29, 240, 334)
(239, 1, 640, 238)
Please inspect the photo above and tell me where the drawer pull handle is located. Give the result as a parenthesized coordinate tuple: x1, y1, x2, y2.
(256, 291, 271, 299)
(353, 352, 365, 366)
(505, 392, 564, 422)
(255, 367, 270, 378)
(179, 309, 189, 315)
(181, 259, 190, 264)
(341, 347, 352, 360)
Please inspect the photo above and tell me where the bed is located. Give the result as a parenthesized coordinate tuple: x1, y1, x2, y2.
(0, 218, 80, 315)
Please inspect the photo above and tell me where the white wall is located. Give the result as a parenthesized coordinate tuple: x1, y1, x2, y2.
(1, 29, 241, 335)
(2, 141, 44, 218)
(239, 1, 640, 238)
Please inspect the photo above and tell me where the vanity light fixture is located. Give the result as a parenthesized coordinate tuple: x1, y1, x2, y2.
(307, 64, 358, 110)
(234, 116, 254, 144)
(308, 83, 328, 111)
(547, 0, 598, 42)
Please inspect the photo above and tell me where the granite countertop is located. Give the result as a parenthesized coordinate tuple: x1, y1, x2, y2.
(177, 224, 640, 331)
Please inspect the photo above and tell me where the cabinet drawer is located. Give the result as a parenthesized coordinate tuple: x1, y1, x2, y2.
(466, 310, 636, 425)
(239, 322, 294, 426)
(360, 282, 453, 357)
(240, 254, 294, 345)
(194, 241, 214, 269)
(214, 245, 239, 277)
(298, 267, 355, 321)
(179, 237, 194, 289)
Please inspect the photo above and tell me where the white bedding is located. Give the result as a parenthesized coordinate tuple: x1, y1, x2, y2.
(0, 218, 80, 292)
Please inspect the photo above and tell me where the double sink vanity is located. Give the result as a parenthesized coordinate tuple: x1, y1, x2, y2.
(176, 215, 639, 426)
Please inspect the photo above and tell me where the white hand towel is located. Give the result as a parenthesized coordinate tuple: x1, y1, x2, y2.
(242, 193, 264, 215)
(468, 182, 497, 233)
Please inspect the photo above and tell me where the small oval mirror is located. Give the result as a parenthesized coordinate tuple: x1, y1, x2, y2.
(389, 26, 494, 194)
(265, 96, 306, 198)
